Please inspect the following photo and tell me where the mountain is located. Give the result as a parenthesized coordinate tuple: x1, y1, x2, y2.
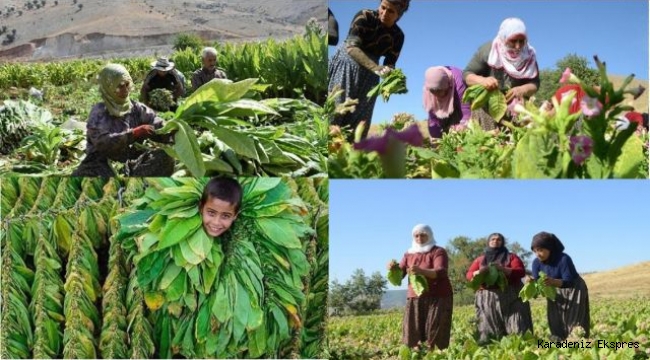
(0, 0, 326, 61)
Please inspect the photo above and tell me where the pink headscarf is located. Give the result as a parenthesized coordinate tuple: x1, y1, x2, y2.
(423, 66, 455, 118)
(487, 18, 538, 79)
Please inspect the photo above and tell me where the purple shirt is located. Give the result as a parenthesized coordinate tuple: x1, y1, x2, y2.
(427, 66, 471, 139)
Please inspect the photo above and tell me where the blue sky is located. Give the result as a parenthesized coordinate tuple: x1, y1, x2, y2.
(329, 180, 650, 290)
(328, 0, 649, 125)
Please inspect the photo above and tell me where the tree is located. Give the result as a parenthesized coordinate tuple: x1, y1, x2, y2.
(536, 54, 600, 105)
(173, 33, 204, 51)
(329, 268, 387, 316)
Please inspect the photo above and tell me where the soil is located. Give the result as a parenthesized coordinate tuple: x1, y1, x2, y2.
(0, 0, 326, 61)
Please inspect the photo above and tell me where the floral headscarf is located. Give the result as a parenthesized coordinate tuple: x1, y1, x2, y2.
(487, 18, 538, 79)
(98, 64, 133, 117)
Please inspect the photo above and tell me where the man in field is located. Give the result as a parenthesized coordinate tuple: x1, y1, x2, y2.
(191, 47, 228, 92)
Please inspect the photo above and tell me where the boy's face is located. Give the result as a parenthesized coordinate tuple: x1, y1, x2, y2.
(200, 197, 238, 237)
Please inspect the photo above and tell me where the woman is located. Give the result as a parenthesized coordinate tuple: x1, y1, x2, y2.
(466, 233, 533, 344)
(328, 0, 409, 140)
(463, 17, 540, 130)
(386, 224, 453, 350)
(423, 66, 471, 139)
(530, 231, 590, 341)
(72, 64, 175, 177)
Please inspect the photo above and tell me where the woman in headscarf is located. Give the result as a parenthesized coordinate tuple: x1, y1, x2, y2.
(463, 17, 540, 130)
(328, 0, 410, 141)
(530, 231, 590, 341)
(423, 66, 471, 139)
(72, 63, 175, 177)
(386, 224, 453, 350)
(466, 233, 533, 344)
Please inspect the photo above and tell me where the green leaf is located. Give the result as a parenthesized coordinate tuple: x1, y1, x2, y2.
(216, 99, 280, 117)
(171, 119, 206, 177)
(157, 216, 202, 251)
(204, 158, 235, 174)
(212, 126, 259, 160)
(201, 262, 218, 293)
(187, 228, 212, 259)
(387, 264, 402, 286)
(232, 283, 250, 344)
(256, 217, 302, 249)
(178, 79, 258, 115)
(613, 134, 645, 178)
(159, 263, 183, 290)
(195, 299, 211, 341)
(212, 282, 231, 322)
(409, 274, 428, 296)
(487, 90, 507, 122)
(180, 239, 205, 265)
(165, 271, 187, 302)
(243, 178, 282, 201)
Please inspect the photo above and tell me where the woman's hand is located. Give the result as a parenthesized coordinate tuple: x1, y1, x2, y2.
(374, 66, 392, 78)
(472, 266, 488, 278)
(493, 263, 511, 275)
(386, 259, 398, 270)
(524, 275, 534, 284)
(407, 265, 422, 275)
(505, 85, 528, 102)
(542, 277, 562, 288)
(480, 76, 499, 91)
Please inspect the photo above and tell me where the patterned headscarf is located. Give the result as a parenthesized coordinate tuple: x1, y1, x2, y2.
(487, 18, 538, 79)
(423, 66, 455, 118)
(385, 0, 410, 16)
(407, 224, 436, 254)
(98, 64, 133, 117)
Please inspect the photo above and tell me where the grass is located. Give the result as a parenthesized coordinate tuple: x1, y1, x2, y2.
(583, 261, 650, 299)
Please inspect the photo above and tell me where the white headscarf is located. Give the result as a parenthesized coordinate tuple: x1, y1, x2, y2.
(487, 17, 538, 79)
(407, 224, 436, 254)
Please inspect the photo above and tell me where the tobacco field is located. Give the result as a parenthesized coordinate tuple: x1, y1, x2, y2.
(327, 297, 650, 359)
(0, 26, 327, 177)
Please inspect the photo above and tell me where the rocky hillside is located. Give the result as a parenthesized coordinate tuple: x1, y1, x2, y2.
(0, 0, 326, 61)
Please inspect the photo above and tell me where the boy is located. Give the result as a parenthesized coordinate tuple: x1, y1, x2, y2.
(199, 177, 242, 237)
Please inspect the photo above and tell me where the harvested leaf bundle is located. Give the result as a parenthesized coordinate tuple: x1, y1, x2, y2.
(149, 88, 175, 112)
(519, 271, 557, 302)
(0, 100, 53, 155)
(461, 84, 507, 122)
(367, 68, 408, 102)
(387, 260, 402, 286)
(115, 177, 314, 358)
(467, 264, 508, 291)
(409, 274, 428, 296)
